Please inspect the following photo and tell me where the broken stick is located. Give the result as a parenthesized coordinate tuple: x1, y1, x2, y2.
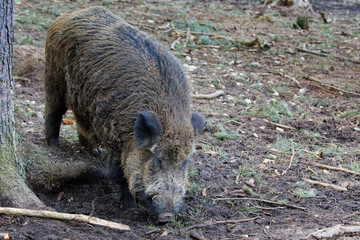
(304, 76, 360, 97)
(303, 178, 348, 191)
(261, 118, 296, 131)
(0, 207, 130, 231)
(307, 224, 360, 239)
(315, 164, 360, 176)
(296, 47, 360, 64)
(191, 90, 225, 99)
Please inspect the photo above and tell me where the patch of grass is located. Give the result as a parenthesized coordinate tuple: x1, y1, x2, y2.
(238, 206, 262, 213)
(213, 132, 239, 140)
(239, 165, 256, 177)
(299, 129, 323, 142)
(349, 161, 360, 172)
(14, 8, 52, 31)
(213, 122, 239, 140)
(188, 181, 203, 194)
(235, 77, 249, 83)
(61, 124, 78, 143)
(337, 109, 360, 118)
(248, 100, 293, 124)
(317, 99, 330, 107)
(293, 188, 317, 198)
(172, 19, 223, 33)
(319, 24, 334, 37)
(270, 136, 297, 154)
(187, 166, 197, 180)
(167, 217, 184, 230)
(242, 185, 255, 196)
(18, 36, 34, 45)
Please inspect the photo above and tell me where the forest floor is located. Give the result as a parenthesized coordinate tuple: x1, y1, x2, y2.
(1, 0, 360, 239)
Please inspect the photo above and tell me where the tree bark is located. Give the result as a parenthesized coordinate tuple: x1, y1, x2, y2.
(0, 0, 44, 208)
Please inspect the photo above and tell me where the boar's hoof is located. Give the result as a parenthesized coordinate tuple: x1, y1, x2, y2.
(157, 213, 173, 224)
(46, 137, 60, 146)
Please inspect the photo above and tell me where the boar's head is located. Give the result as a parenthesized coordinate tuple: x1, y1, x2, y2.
(131, 110, 205, 223)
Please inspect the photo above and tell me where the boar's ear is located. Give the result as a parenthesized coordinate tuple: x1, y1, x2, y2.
(135, 110, 162, 149)
(191, 113, 206, 137)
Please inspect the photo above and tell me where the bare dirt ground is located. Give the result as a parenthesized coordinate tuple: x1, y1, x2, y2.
(1, 0, 360, 239)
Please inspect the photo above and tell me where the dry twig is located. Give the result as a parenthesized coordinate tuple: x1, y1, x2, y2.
(303, 178, 348, 191)
(191, 90, 225, 99)
(182, 216, 261, 232)
(282, 147, 295, 175)
(269, 71, 301, 88)
(214, 197, 307, 211)
(341, 211, 360, 220)
(306, 224, 360, 239)
(315, 164, 360, 176)
(304, 76, 360, 97)
(261, 118, 297, 131)
(296, 47, 360, 64)
(0, 207, 130, 231)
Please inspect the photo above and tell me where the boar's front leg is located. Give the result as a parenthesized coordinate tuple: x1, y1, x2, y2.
(107, 151, 136, 209)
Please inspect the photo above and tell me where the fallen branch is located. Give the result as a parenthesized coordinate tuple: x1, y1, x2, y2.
(214, 197, 307, 211)
(315, 164, 360, 176)
(0, 207, 130, 231)
(261, 118, 297, 131)
(182, 216, 261, 232)
(296, 47, 360, 64)
(326, 162, 357, 173)
(307, 224, 360, 239)
(269, 71, 301, 88)
(303, 178, 348, 191)
(191, 90, 225, 99)
(304, 76, 360, 97)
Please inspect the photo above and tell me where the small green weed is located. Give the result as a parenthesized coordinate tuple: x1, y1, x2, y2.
(293, 188, 317, 198)
(337, 109, 360, 118)
(349, 161, 360, 172)
(248, 100, 293, 124)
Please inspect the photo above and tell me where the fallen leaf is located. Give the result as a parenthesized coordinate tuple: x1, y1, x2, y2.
(62, 119, 75, 125)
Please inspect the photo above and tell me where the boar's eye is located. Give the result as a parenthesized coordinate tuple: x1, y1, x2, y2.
(152, 157, 163, 171)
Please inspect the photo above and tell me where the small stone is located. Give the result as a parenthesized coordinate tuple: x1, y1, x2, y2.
(299, 88, 306, 94)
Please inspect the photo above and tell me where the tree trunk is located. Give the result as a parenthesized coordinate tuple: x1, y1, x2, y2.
(0, 0, 44, 208)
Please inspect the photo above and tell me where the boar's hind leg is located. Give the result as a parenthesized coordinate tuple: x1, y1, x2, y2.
(44, 71, 68, 146)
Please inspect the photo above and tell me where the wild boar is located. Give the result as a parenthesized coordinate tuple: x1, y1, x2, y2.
(44, 6, 205, 223)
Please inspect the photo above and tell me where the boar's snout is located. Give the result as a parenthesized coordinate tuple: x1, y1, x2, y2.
(157, 213, 173, 224)
(139, 191, 185, 224)
(153, 195, 185, 224)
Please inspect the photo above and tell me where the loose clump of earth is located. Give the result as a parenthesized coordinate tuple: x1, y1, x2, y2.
(1, 0, 359, 239)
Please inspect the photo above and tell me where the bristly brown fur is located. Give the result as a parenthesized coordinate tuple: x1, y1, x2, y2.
(44, 7, 202, 222)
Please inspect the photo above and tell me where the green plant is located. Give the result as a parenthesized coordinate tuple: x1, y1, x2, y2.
(239, 165, 256, 177)
(61, 124, 78, 143)
(248, 100, 293, 124)
(337, 109, 360, 118)
(270, 136, 298, 154)
(213, 132, 239, 140)
(349, 161, 360, 172)
(293, 188, 317, 198)
(238, 206, 262, 213)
